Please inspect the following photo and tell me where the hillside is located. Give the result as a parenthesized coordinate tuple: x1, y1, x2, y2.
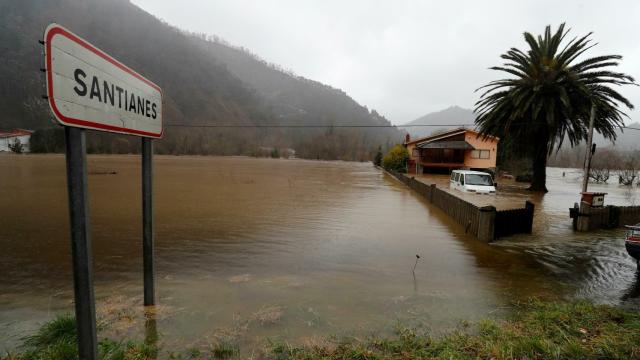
(401, 106, 476, 138)
(592, 122, 640, 149)
(0, 0, 401, 159)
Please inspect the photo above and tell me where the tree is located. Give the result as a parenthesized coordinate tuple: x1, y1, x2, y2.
(373, 146, 383, 167)
(475, 23, 636, 192)
(8, 138, 24, 154)
(382, 145, 409, 173)
(28, 128, 65, 153)
(618, 150, 639, 186)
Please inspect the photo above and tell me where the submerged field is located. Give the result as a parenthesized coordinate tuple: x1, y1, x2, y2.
(1, 155, 640, 355)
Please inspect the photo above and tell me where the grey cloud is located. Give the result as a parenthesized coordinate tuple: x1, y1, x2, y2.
(131, 0, 640, 124)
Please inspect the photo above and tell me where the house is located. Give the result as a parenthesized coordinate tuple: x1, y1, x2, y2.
(0, 129, 33, 153)
(404, 128, 499, 174)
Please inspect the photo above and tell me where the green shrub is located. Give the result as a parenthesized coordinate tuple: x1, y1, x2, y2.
(382, 144, 409, 173)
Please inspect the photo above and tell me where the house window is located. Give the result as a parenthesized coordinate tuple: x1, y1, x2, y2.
(471, 150, 490, 159)
(412, 148, 420, 157)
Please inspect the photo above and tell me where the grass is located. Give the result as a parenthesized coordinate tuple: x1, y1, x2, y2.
(210, 342, 240, 359)
(2, 314, 158, 360)
(3, 299, 640, 359)
(265, 299, 640, 360)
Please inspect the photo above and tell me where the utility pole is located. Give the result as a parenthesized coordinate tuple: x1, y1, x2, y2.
(581, 104, 596, 193)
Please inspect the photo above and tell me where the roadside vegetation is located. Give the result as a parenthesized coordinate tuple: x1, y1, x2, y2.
(4, 299, 640, 359)
(381, 145, 409, 173)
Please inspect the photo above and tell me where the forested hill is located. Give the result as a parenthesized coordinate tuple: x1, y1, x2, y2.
(0, 0, 401, 159)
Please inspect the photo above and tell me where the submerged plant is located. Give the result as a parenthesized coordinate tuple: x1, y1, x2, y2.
(8, 299, 640, 360)
(210, 341, 239, 359)
(11, 314, 159, 360)
(251, 305, 284, 326)
(412, 254, 421, 274)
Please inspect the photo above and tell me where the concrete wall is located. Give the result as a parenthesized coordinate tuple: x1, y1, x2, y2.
(406, 143, 419, 174)
(463, 133, 498, 169)
(0, 135, 31, 152)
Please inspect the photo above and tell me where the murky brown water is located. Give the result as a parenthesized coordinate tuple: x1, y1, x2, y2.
(1, 155, 639, 353)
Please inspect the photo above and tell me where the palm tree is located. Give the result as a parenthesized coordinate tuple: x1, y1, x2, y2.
(475, 23, 636, 192)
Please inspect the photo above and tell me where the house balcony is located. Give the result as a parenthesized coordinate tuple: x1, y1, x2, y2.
(418, 161, 465, 168)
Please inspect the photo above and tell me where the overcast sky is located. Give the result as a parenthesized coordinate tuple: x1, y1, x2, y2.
(131, 0, 640, 125)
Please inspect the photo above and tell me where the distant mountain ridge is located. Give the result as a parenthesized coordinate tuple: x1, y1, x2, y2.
(403, 106, 639, 149)
(401, 106, 476, 138)
(593, 122, 640, 149)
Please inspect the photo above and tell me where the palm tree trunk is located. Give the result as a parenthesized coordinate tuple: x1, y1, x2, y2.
(528, 133, 549, 192)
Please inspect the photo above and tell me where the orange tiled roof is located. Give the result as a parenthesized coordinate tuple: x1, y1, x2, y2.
(0, 129, 33, 138)
(405, 127, 498, 145)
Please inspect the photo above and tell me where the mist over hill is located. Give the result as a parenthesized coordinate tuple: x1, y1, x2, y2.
(590, 122, 640, 150)
(0, 0, 401, 159)
(403, 106, 639, 150)
(401, 106, 476, 138)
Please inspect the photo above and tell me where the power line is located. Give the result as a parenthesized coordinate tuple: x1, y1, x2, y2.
(164, 123, 472, 128)
(164, 123, 640, 131)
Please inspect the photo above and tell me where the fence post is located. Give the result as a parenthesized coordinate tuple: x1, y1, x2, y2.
(571, 203, 579, 230)
(429, 184, 436, 203)
(607, 205, 619, 228)
(576, 202, 591, 231)
(142, 138, 155, 306)
(525, 201, 535, 233)
(478, 205, 496, 242)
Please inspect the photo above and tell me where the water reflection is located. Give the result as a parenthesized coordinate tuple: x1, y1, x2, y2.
(144, 307, 158, 359)
(622, 269, 640, 301)
(412, 255, 420, 293)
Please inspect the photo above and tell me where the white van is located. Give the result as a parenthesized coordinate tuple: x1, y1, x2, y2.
(450, 170, 496, 194)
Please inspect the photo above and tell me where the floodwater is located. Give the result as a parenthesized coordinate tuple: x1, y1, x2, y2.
(1, 155, 639, 354)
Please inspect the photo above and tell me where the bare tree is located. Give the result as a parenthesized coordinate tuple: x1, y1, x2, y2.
(589, 149, 620, 183)
(617, 151, 639, 186)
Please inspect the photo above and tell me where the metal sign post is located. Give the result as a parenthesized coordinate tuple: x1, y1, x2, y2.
(142, 138, 155, 306)
(64, 127, 98, 359)
(43, 23, 163, 359)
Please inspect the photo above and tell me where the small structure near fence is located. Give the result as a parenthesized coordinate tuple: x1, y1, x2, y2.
(388, 170, 534, 242)
(572, 202, 640, 231)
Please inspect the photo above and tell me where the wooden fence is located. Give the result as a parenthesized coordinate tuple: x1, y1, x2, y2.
(574, 202, 640, 231)
(388, 170, 534, 241)
(494, 202, 535, 239)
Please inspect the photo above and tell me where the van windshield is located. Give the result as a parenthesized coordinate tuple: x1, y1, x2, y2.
(464, 174, 493, 186)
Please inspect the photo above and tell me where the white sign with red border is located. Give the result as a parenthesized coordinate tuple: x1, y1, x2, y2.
(44, 23, 163, 138)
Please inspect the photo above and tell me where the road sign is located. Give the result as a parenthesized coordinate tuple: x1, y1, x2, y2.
(44, 23, 163, 138)
(43, 23, 160, 360)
